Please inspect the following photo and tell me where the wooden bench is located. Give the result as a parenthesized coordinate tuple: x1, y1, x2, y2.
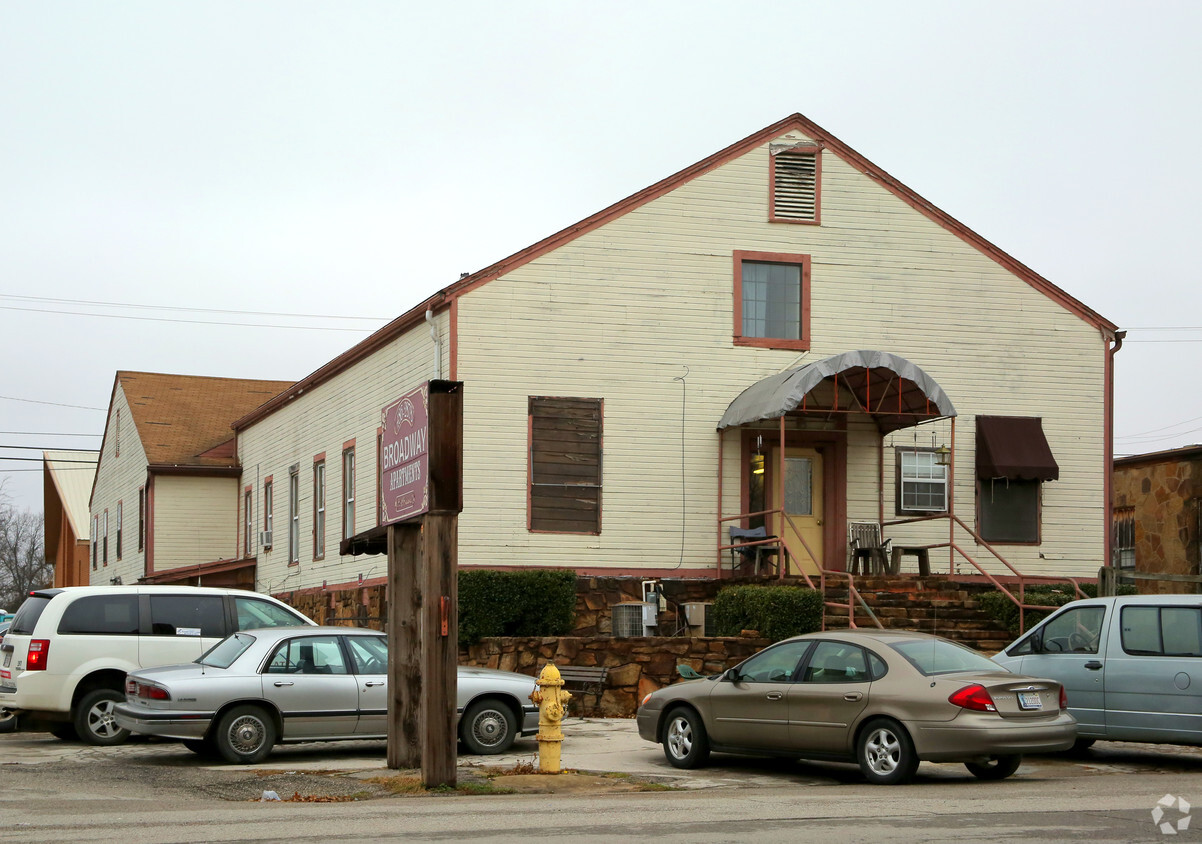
(555, 665, 610, 713)
(890, 545, 932, 576)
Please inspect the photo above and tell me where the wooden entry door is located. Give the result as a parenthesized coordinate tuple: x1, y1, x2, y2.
(767, 446, 824, 576)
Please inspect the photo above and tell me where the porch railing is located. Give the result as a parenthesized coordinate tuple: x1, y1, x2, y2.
(719, 509, 883, 631)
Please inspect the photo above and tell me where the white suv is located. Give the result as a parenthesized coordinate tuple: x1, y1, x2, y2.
(0, 586, 315, 745)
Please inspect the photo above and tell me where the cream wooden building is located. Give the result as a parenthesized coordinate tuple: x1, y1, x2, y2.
(229, 113, 1119, 600)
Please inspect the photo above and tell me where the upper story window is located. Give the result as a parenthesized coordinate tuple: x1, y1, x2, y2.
(529, 396, 603, 534)
(244, 488, 253, 557)
(92, 516, 99, 570)
(116, 502, 123, 560)
(263, 479, 274, 550)
(896, 449, 948, 514)
(288, 466, 300, 565)
(733, 251, 811, 351)
(769, 145, 821, 224)
(138, 487, 145, 552)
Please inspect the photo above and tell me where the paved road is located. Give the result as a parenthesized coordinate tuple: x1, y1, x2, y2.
(4, 719, 1202, 841)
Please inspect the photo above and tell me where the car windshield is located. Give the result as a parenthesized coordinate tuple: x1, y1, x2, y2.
(198, 632, 256, 668)
(889, 637, 1009, 676)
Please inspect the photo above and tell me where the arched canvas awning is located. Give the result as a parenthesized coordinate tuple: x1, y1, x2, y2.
(717, 350, 956, 433)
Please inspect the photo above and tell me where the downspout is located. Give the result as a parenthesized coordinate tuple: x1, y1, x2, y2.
(1105, 330, 1126, 572)
(426, 308, 442, 380)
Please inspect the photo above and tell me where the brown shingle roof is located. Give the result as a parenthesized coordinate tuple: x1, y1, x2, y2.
(118, 371, 293, 467)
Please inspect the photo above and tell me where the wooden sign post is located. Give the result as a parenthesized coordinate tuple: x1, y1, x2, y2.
(381, 381, 462, 788)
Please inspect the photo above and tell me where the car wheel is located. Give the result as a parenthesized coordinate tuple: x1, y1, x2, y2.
(0, 708, 16, 733)
(50, 723, 79, 741)
(662, 707, 710, 769)
(1069, 738, 1096, 754)
(857, 718, 918, 785)
(214, 705, 276, 764)
(182, 738, 218, 757)
(965, 754, 1022, 780)
(74, 689, 131, 746)
(460, 699, 517, 755)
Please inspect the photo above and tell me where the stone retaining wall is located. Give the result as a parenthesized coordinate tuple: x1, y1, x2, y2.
(458, 635, 770, 717)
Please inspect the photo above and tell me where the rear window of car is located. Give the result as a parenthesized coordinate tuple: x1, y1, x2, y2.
(199, 632, 256, 668)
(11, 595, 54, 635)
(58, 594, 140, 635)
(1121, 606, 1202, 656)
(889, 637, 1006, 676)
(149, 595, 226, 638)
(234, 597, 309, 630)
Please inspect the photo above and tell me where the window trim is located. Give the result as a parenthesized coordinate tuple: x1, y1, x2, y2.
(732, 250, 812, 351)
(527, 396, 604, 536)
(342, 442, 356, 541)
(288, 465, 300, 566)
(137, 487, 145, 552)
(313, 455, 326, 561)
(894, 448, 948, 515)
(102, 509, 109, 567)
(92, 515, 99, 570)
(116, 501, 123, 560)
(769, 146, 822, 225)
(244, 486, 253, 557)
(263, 477, 274, 550)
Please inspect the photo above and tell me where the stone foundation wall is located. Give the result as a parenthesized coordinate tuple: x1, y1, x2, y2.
(458, 635, 770, 717)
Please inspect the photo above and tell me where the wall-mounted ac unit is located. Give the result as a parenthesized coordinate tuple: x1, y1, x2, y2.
(260, 530, 273, 548)
(684, 602, 714, 636)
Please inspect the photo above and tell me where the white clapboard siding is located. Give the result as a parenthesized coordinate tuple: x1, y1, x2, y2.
(151, 475, 240, 572)
(89, 385, 150, 586)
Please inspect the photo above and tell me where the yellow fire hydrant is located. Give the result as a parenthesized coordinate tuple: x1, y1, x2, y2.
(530, 663, 572, 773)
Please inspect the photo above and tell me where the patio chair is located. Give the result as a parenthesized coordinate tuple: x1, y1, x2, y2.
(848, 522, 892, 575)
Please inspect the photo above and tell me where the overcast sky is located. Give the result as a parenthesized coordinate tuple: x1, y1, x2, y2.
(2, 2, 1200, 516)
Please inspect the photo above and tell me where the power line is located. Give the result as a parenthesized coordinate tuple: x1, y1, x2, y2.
(0, 431, 102, 437)
(0, 455, 97, 463)
(0, 395, 106, 411)
(0, 293, 384, 322)
(0, 304, 380, 332)
(1115, 413, 1202, 440)
(1, 444, 99, 452)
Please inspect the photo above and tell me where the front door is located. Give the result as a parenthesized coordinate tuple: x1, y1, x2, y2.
(767, 446, 823, 576)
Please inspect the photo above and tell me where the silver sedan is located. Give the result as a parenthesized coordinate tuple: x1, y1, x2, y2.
(113, 626, 538, 764)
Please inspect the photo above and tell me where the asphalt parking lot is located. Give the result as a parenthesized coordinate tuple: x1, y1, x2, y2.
(7, 717, 1202, 803)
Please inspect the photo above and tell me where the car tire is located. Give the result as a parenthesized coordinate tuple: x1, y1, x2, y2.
(965, 754, 1022, 780)
(74, 688, 131, 746)
(857, 718, 918, 785)
(1069, 738, 1096, 754)
(0, 708, 16, 733)
(460, 699, 518, 755)
(662, 707, 710, 769)
(214, 705, 276, 764)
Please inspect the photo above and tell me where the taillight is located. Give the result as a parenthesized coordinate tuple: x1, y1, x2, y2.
(26, 639, 49, 671)
(1059, 686, 1068, 709)
(949, 683, 997, 712)
(126, 678, 138, 696)
(132, 681, 170, 701)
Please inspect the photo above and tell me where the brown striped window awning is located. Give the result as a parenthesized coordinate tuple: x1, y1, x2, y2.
(975, 416, 1059, 481)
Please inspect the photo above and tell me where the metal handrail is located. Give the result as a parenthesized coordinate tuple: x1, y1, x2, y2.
(774, 510, 883, 631)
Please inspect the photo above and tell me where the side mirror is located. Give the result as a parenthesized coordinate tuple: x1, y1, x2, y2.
(723, 667, 742, 683)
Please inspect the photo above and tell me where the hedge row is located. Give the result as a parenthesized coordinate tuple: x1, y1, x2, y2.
(977, 582, 1136, 635)
(711, 584, 824, 641)
(458, 569, 577, 645)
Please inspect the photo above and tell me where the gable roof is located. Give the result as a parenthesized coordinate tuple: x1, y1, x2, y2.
(234, 113, 1117, 429)
(115, 371, 293, 468)
(44, 449, 99, 539)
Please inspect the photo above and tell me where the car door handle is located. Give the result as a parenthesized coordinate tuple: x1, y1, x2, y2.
(1084, 661, 1103, 671)
(843, 693, 863, 702)
(364, 681, 385, 687)
(273, 681, 294, 687)
(765, 692, 783, 701)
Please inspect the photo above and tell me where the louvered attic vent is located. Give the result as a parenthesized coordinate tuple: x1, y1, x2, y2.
(772, 150, 818, 222)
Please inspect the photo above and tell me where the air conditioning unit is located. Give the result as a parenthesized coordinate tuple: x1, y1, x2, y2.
(259, 530, 273, 548)
(612, 602, 646, 637)
(684, 602, 714, 636)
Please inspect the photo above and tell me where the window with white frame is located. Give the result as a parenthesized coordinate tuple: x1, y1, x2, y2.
(342, 447, 355, 540)
(244, 488, 253, 557)
(288, 466, 300, 565)
(264, 480, 274, 549)
(896, 449, 948, 513)
(313, 459, 326, 560)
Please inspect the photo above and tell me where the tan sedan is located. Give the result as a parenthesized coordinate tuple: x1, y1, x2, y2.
(637, 629, 1076, 784)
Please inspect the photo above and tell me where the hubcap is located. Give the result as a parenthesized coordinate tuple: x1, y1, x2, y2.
(666, 716, 693, 759)
(864, 727, 901, 775)
(471, 710, 508, 748)
(228, 715, 267, 754)
(88, 699, 121, 738)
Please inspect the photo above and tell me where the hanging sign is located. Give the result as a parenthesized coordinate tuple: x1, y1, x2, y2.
(380, 382, 430, 525)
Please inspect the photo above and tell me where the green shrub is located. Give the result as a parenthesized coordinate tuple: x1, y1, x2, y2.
(711, 585, 823, 641)
(458, 569, 577, 645)
(977, 582, 1137, 636)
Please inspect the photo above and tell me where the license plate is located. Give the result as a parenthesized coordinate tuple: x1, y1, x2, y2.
(1018, 691, 1043, 710)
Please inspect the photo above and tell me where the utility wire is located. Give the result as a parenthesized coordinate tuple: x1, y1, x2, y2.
(0, 305, 379, 332)
(0, 455, 97, 463)
(0, 395, 106, 411)
(0, 430, 102, 437)
(0, 293, 382, 322)
(1, 444, 99, 452)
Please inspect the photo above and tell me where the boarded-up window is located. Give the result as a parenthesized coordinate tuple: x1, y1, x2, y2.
(529, 397, 602, 534)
